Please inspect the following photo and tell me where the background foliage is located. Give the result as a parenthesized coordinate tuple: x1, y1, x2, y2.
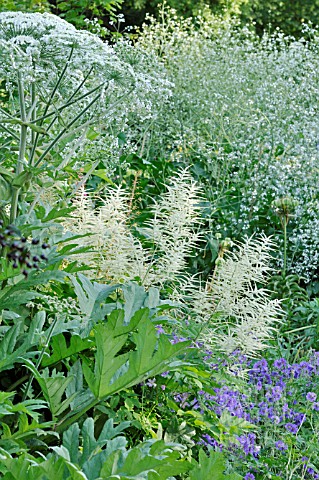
(2, 0, 319, 36)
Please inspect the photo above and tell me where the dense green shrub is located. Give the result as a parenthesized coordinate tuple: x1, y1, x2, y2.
(2, 0, 319, 37)
(240, 0, 319, 37)
(0, 0, 50, 13)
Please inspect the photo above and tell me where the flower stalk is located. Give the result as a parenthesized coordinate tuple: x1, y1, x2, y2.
(10, 73, 28, 223)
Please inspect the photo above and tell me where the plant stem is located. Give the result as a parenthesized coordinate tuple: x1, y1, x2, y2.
(56, 399, 99, 433)
(28, 46, 74, 166)
(33, 90, 103, 168)
(283, 217, 287, 277)
(22, 312, 57, 401)
(30, 83, 36, 164)
(10, 73, 27, 223)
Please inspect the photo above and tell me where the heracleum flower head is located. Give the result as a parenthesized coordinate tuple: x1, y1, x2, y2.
(0, 12, 125, 85)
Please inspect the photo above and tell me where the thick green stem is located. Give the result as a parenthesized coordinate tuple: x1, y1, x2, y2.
(10, 74, 28, 223)
(28, 46, 74, 166)
(283, 217, 287, 277)
(30, 83, 36, 164)
(34, 90, 104, 168)
(56, 398, 99, 433)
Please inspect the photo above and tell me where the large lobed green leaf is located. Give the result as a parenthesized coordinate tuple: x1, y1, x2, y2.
(83, 308, 190, 400)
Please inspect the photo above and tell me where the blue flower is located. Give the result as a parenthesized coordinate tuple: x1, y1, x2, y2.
(146, 378, 157, 388)
(275, 440, 288, 451)
(306, 392, 317, 402)
(285, 423, 298, 434)
(273, 358, 288, 369)
(155, 324, 165, 335)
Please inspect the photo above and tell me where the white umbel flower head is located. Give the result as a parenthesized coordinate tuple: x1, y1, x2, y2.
(0, 12, 130, 86)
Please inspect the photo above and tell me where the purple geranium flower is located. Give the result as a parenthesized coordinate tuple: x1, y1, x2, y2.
(155, 324, 165, 335)
(244, 474, 255, 480)
(306, 392, 317, 402)
(285, 423, 298, 434)
(275, 440, 288, 451)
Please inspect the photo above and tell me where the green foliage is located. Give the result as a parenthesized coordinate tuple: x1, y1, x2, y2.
(1, 6, 319, 479)
(239, 0, 319, 37)
(0, 0, 122, 32)
(0, 0, 50, 13)
(51, 0, 123, 30)
(0, 438, 191, 479)
(82, 308, 190, 400)
(188, 450, 242, 479)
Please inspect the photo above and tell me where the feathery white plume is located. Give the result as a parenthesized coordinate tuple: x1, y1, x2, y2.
(63, 170, 202, 287)
(188, 236, 282, 356)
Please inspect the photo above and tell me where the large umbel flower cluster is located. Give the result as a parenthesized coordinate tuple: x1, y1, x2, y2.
(0, 12, 123, 86)
(0, 12, 172, 183)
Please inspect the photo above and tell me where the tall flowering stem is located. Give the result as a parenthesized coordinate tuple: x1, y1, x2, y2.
(10, 73, 28, 223)
(0, 12, 171, 225)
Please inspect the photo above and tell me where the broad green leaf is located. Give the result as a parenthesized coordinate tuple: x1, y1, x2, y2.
(42, 206, 75, 223)
(0, 455, 87, 480)
(42, 334, 93, 367)
(0, 456, 39, 480)
(82, 308, 190, 400)
(0, 323, 28, 372)
(0, 271, 66, 311)
(65, 360, 84, 408)
(72, 274, 117, 320)
(83, 437, 127, 479)
(0, 312, 45, 372)
(100, 440, 190, 479)
(65, 462, 88, 480)
(98, 418, 131, 443)
(24, 364, 76, 418)
(188, 450, 242, 480)
(121, 283, 148, 324)
(81, 418, 98, 466)
(63, 423, 80, 464)
(60, 419, 129, 475)
(82, 310, 131, 399)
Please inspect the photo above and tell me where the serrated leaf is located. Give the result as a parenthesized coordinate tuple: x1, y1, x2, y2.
(0, 312, 46, 372)
(42, 334, 93, 367)
(24, 364, 76, 418)
(100, 440, 190, 479)
(60, 419, 128, 474)
(72, 274, 117, 320)
(188, 450, 242, 480)
(98, 418, 131, 443)
(63, 423, 80, 465)
(83, 308, 190, 400)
